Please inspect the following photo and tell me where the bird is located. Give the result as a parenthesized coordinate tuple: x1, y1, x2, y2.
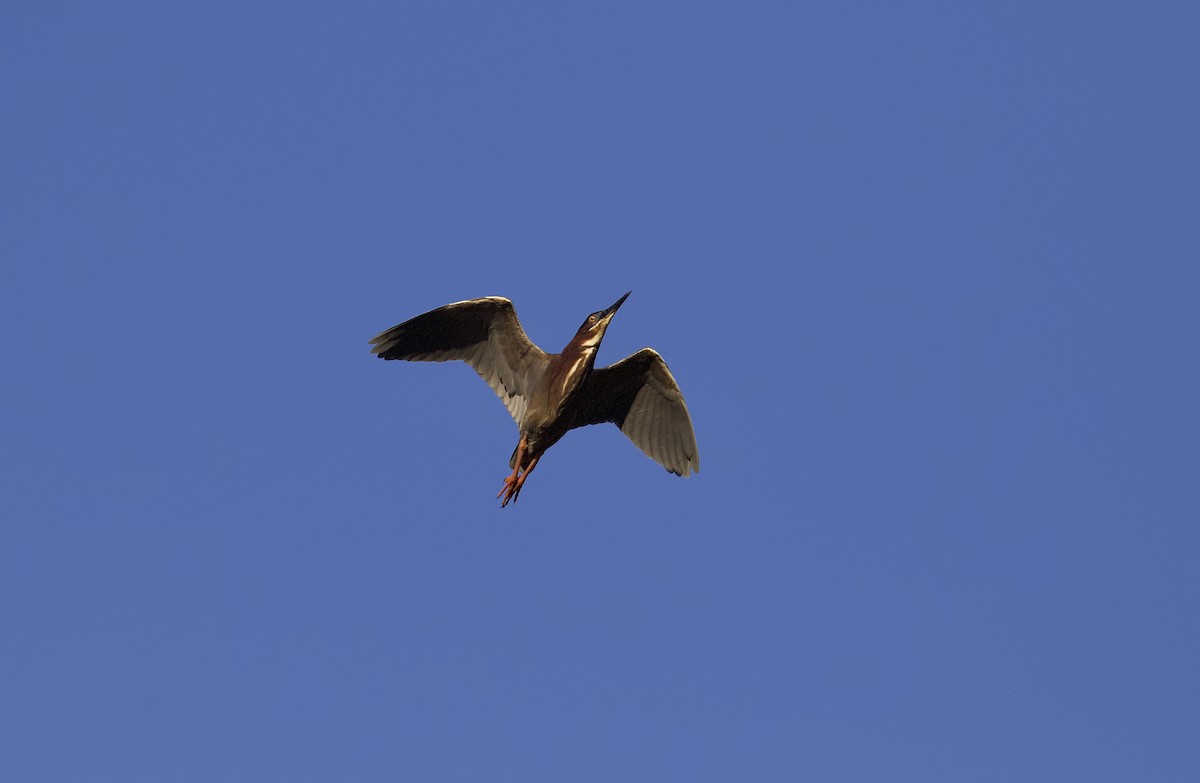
(369, 291, 699, 507)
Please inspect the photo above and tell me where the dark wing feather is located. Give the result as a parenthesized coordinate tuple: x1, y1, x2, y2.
(573, 348, 699, 476)
(370, 297, 549, 427)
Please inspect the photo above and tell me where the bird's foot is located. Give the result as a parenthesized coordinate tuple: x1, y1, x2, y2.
(498, 474, 521, 507)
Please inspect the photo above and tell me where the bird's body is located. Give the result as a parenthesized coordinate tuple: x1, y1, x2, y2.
(370, 292, 698, 506)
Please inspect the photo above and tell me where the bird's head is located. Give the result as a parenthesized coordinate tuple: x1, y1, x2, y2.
(573, 291, 631, 349)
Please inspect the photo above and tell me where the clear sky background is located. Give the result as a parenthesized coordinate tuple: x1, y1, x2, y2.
(3, 2, 1198, 780)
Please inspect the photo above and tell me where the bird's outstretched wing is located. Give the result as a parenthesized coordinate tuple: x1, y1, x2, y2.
(370, 297, 550, 427)
(572, 348, 699, 477)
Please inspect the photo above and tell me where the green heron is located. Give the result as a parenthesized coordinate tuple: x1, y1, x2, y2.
(370, 292, 699, 507)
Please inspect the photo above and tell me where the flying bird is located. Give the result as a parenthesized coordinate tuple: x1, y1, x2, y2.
(370, 292, 699, 506)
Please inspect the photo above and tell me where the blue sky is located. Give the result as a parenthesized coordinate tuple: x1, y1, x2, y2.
(2, 1, 1198, 780)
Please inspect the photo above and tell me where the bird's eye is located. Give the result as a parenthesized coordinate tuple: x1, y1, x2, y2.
(588, 314, 597, 324)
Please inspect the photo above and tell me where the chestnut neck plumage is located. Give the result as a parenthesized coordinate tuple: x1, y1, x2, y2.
(555, 329, 605, 406)
(521, 327, 606, 446)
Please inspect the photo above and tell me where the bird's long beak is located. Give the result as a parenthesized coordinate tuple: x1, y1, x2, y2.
(604, 291, 632, 318)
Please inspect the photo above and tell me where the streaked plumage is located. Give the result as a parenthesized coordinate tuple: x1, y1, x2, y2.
(370, 292, 699, 506)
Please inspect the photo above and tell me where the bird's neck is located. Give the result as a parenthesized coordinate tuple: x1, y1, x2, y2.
(556, 342, 599, 404)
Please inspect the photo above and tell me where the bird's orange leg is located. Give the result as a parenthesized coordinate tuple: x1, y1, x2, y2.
(498, 435, 528, 507)
(508, 454, 540, 506)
